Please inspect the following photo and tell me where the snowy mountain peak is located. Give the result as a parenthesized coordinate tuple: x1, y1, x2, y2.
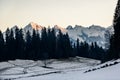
(29, 22, 43, 30)
(11, 25, 19, 30)
(23, 22, 44, 34)
(66, 25, 73, 30)
(89, 25, 105, 31)
(54, 25, 62, 29)
(74, 25, 84, 30)
(54, 25, 67, 33)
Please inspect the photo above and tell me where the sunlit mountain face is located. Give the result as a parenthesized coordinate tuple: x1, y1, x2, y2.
(29, 22, 43, 30)
(53, 25, 67, 33)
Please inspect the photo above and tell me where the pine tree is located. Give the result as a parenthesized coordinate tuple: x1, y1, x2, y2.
(31, 29, 37, 59)
(76, 38, 80, 56)
(25, 30, 32, 59)
(89, 42, 94, 58)
(50, 28, 56, 58)
(79, 42, 89, 57)
(47, 28, 56, 58)
(62, 33, 71, 58)
(5, 28, 16, 60)
(31, 29, 41, 60)
(5, 28, 11, 60)
(41, 27, 49, 59)
(15, 28, 25, 59)
(109, 0, 120, 60)
(0, 30, 5, 61)
(72, 43, 77, 57)
(35, 30, 41, 60)
(9, 29, 16, 60)
(56, 30, 64, 58)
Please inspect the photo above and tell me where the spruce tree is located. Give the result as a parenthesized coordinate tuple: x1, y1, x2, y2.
(47, 28, 56, 58)
(15, 28, 25, 59)
(5, 28, 11, 60)
(9, 29, 16, 60)
(0, 30, 5, 61)
(25, 31, 32, 59)
(56, 30, 64, 58)
(63, 33, 72, 58)
(72, 43, 77, 57)
(50, 28, 56, 58)
(109, 0, 120, 59)
(41, 27, 49, 59)
(31, 29, 41, 60)
(76, 38, 80, 56)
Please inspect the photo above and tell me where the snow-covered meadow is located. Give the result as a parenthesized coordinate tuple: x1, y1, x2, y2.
(0, 57, 120, 80)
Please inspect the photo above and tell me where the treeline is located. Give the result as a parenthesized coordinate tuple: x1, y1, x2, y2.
(0, 27, 105, 62)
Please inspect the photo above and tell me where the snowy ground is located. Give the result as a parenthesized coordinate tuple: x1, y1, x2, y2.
(0, 57, 120, 80)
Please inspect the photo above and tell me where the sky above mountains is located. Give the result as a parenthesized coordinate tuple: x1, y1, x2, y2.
(0, 0, 117, 31)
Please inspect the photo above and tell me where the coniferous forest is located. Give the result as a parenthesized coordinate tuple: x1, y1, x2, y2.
(0, 27, 105, 62)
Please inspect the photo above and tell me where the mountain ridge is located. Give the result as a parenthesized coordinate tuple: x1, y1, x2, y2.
(7, 22, 113, 48)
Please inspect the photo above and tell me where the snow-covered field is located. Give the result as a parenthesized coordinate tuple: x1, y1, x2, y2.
(0, 57, 120, 80)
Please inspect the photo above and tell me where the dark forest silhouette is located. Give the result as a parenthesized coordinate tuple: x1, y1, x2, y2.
(107, 0, 120, 61)
(0, 27, 105, 62)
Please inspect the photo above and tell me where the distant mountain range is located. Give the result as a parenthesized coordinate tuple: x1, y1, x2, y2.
(4, 22, 114, 48)
(66, 25, 113, 48)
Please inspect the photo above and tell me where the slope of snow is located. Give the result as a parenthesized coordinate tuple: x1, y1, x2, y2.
(24, 22, 43, 31)
(54, 25, 67, 34)
(15, 59, 120, 80)
(0, 57, 100, 80)
(24, 22, 43, 35)
(0, 58, 120, 80)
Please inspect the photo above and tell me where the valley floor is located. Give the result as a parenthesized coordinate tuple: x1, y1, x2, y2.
(0, 57, 120, 80)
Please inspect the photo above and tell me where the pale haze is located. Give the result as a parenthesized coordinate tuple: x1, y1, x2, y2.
(0, 0, 117, 31)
